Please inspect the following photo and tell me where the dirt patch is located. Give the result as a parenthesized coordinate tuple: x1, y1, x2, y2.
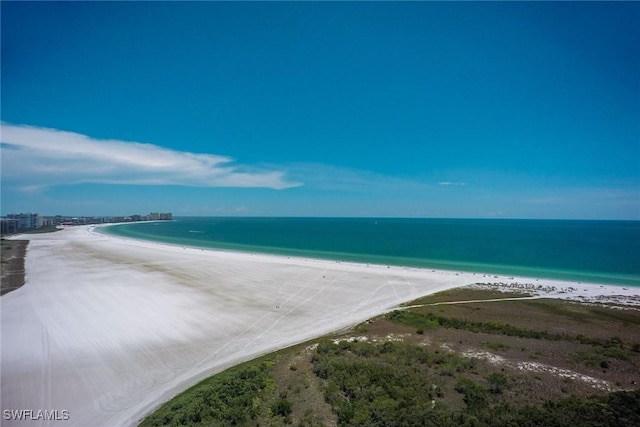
(1, 239, 28, 296)
(269, 344, 338, 426)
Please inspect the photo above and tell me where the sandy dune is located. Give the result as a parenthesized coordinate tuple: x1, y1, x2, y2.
(1, 226, 636, 426)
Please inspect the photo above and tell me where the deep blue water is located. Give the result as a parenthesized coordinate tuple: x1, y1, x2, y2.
(103, 217, 640, 286)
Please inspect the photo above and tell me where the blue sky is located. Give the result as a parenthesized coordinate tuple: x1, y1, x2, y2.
(2, 2, 639, 219)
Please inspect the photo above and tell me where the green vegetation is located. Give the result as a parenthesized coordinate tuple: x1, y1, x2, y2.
(486, 373, 508, 394)
(387, 309, 566, 341)
(137, 337, 640, 427)
(493, 390, 640, 427)
(454, 377, 487, 414)
(388, 310, 639, 360)
(271, 394, 293, 418)
(22, 226, 61, 234)
(313, 340, 450, 426)
(566, 335, 638, 370)
(310, 339, 640, 427)
(483, 342, 510, 352)
(404, 287, 533, 305)
(139, 362, 275, 426)
(312, 340, 454, 426)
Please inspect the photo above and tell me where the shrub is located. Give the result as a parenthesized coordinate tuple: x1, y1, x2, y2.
(271, 397, 292, 417)
(487, 373, 508, 394)
(455, 378, 487, 414)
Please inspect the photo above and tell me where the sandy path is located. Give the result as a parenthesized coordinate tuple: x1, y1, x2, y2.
(1, 226, 636, 426)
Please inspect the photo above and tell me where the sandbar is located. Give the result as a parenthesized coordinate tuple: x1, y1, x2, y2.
(1, 225, 637, 426)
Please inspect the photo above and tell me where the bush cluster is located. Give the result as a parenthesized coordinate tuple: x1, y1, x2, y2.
(387, 310, 565, 341)
(139, 363, 273, 426)
(312, 340, 640, 427)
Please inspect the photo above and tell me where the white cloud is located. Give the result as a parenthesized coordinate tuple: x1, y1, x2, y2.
(0, 123, 301, 190)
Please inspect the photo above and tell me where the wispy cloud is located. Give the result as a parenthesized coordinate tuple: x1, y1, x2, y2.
(438, 181, 466, 186)
(0, 123, 301, 190)
(285, 163, 436, 194)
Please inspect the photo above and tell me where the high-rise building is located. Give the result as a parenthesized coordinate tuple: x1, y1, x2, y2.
(6, 213, 43, 230)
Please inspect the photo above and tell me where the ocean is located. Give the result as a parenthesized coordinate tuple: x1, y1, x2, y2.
(102, 217, 640, 287)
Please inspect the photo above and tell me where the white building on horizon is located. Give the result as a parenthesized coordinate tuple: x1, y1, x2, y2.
(6, 212, 43, 230)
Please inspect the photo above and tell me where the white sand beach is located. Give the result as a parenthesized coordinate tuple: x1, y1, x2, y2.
(1, 226, 637, 426)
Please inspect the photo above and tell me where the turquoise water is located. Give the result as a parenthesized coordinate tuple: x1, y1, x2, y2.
(102, 217, 640, 286)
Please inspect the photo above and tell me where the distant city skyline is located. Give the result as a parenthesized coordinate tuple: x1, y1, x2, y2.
(1, 211, 173, 234)
(2, 2, 638, 219)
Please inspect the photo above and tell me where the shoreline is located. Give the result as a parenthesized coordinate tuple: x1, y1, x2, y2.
(1, 226, 637, 426)
(38, 222, 640, 311)
(95, 222, 640, 304)
(100, 220, 640, 288)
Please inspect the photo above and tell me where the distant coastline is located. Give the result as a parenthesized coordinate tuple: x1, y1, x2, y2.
(1, 211, 173, 235)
